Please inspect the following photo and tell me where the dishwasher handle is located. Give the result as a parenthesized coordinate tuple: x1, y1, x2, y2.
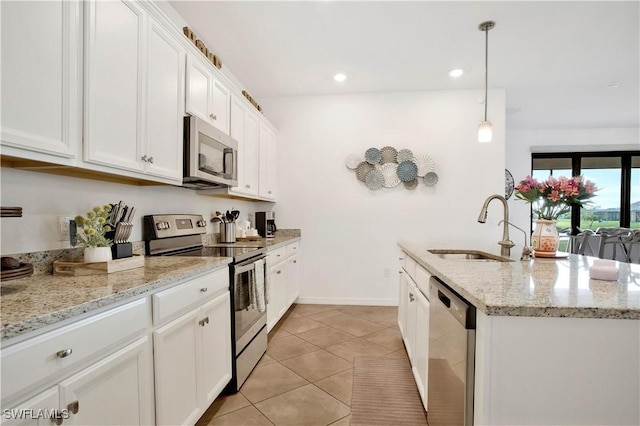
(437, 290, 451, 308)
(430, 276, 476, 329)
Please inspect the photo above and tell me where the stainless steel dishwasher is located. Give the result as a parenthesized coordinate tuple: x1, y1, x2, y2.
(428, 276, 476, 426)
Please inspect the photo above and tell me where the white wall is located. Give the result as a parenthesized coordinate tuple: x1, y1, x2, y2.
(505, 127, 640, 242)
(263, 89, 506, 305)
(0, 167, 269, 254)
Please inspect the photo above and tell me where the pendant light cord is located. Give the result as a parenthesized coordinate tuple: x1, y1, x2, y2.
(484, 25, 489, 121)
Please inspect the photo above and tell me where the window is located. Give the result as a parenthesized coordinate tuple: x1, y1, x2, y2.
(531, 151, 640, 234)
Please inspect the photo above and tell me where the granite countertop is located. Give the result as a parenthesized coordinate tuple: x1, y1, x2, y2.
(399, 242, 640, 320)
(0, 256, 231, 342)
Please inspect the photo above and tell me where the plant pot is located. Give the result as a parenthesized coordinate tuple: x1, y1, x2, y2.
(531, 219, 559, 257)
(84, 246, 112, 263)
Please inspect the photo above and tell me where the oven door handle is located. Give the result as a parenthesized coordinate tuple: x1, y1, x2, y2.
(235, 256, 266, 274)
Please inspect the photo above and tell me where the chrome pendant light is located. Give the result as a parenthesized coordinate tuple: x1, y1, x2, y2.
(478, 20, 495, 143)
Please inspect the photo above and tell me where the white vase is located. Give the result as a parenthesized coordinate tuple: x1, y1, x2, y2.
(531, 219, 559, 257)
(84, 246, 112, 263)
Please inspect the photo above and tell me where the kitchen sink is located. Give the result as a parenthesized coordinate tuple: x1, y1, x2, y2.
(427, 249, 513, 262)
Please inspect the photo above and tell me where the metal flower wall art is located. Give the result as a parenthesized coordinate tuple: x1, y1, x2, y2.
(345, 147, 438, 190)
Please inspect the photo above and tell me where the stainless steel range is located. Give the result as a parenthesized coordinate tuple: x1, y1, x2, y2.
(144, 214, 268, 392)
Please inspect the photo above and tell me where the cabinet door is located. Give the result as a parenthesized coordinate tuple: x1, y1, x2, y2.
(229, 96, 247, 194)
(154, 310, 200, 426)
(398, 271, 408, 335)
(286, 255, 300, 306)
(185, 54, 212, 123)
(84, 0, 145, 172)
(211, 79, 231, 135)
(267, 262, 286, 331)
(145, 20, 185, 181)
(414, 290, 430, 410)
(59, 336, 155, 426)
(2, 387, 60, 426)
(1, 0, 81, 161)
(197, 292, 232, 408)
(258, 123, 277, 200)
(405, 278, 418, 362)
(242, 110, 260, 196)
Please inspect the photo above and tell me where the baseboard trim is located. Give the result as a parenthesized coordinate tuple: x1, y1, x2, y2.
(295, 296, 397, 306)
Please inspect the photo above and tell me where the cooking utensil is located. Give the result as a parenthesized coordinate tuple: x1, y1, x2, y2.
(226, 210, 233, 222)
(231, 210, 240, 222)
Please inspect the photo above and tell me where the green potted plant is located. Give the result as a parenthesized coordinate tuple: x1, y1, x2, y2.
(74, 204, 112, 263)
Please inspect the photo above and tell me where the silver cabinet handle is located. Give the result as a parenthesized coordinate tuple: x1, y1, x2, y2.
(53, 411, 64, 425)
(293, 260, 297, 263)
(276, 270, 282, 274)
(268, 190, 272, 194)
(210, 114, 217, 120)
(199, 317, 210, 327)
(141, 155, 148, 162)
(148, 156, 154, 164)
(409, 292, 415, 302)
(67, 401, 79, 414)
(56, 348, 72, 358)
(245, 184, 250, 188)
(200, 288, 208, 293)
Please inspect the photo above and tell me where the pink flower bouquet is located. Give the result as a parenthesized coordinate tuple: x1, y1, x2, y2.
(514, 175, 597, 220)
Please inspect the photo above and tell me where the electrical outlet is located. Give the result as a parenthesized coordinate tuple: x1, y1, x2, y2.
(58, 216, 73, 242)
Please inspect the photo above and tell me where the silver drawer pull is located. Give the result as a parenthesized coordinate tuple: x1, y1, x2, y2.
(53, 411, 64, 425)
(199, 317, 210, 327)
(293, 260, 297, 264)
(56, 348, 73, 358)
(245, 184, 250, 189)
(200, 288, 208, 293)
(148, 156, 154, 164)
(276, 270, 282, 274)
(210, 114, 217, 120)
(67, 401, 79, 414)
(409, 292, 415, 302)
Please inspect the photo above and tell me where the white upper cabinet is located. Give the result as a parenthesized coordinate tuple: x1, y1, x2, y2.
(259, 121, 277, 200)
(0, 0, 81, 163)
(186, 54, 230, 135)
(84, 0, 185, 183)
(229, 94, 259, 197)
(84, 0, 146, 173)
(145, 20, 185, 181)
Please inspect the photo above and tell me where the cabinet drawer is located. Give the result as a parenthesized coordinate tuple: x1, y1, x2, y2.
(286, 241, 299, 257)
(269, 247, 287, 265)
(1, 298, 149, 402)
(153, 268, 228, 325)
(414, 266, 432, 299)
(403, 255, 417, 280)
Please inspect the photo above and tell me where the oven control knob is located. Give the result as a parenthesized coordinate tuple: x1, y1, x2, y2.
(156, 221, 170, 230)
(196, 220, 206, 228)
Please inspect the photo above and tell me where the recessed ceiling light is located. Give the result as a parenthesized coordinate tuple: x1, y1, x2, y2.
(334, 73, 347, 82)
(449, 68, 464, 78)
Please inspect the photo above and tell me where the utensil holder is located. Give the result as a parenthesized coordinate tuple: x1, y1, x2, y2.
(111, 242, 133, 259)
(220, 223, 236, 243)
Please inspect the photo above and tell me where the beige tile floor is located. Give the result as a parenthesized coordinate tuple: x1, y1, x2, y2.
(196, 304, 406, 426)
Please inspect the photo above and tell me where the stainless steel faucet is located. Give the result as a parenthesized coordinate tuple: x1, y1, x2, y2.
(477, 194, 515, 257)
(498, 220, 532, 260)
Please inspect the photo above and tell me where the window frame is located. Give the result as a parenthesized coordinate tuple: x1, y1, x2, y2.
(531, 150, 639, 234)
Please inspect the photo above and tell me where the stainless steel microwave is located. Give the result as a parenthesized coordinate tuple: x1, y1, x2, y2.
(183, 115, 238, 189)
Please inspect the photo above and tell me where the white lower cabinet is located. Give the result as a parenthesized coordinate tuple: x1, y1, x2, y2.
(398, 253, 430, 411)
(0, 299, 153, 426)
(3, 387, 60, 426)
(267, 261, 287, 332)
(59, 337, 155, 425)
(266, 242, 300, 331)
(153, 291, 231, 426)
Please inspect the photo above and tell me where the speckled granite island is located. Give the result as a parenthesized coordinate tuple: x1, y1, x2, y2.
(399, 242, 640, 426)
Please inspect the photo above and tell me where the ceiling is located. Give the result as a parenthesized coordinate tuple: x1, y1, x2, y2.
(169, 1, 640, 131)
